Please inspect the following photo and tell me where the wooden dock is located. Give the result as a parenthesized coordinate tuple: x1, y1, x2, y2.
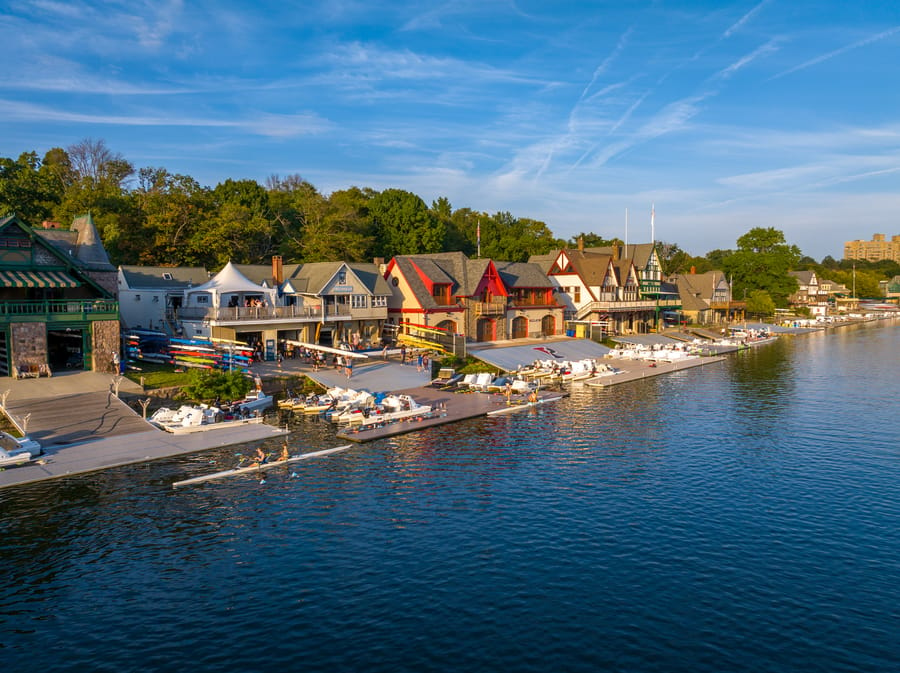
(336, 384, 567, 443)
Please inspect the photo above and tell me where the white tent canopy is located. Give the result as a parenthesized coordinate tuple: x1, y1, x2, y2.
(183, 261, 277, 309)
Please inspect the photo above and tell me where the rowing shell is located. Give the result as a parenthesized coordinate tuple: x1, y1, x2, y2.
(172, 444, 352, 488)
(486, 395, 564, 416)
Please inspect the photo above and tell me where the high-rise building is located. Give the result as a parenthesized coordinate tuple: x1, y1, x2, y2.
(843, 234, 900, 262)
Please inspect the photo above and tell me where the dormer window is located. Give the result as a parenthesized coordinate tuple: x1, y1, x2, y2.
(162, 272, 173, 280)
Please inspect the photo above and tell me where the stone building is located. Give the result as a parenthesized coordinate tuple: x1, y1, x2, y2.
(0, 214, 119, 377)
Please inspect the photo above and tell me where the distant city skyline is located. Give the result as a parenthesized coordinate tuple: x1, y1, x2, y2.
(2, 1, 899, 260)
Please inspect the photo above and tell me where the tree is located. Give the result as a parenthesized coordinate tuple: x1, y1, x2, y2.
(566, 232, 614, 248)
(181, 369, 251, 402)
(721, 227, 801, 307)
(480, 211, 560, 262)
(656, 241, 691, 275)
(745, 289, 775, 317)
(370, 189, 444, 257)
(0, 151, 61, 223)
(133, 168, 210, 265)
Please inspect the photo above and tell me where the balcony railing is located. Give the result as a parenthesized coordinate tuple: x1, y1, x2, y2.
(470, 300, 507, 316)
(0, 299, 119, 324)
(509, 299, 563, 309)
(177, 303, 387, 323)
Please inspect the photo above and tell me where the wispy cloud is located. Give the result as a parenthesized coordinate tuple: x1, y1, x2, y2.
(712, 39, 780, 80)
(580, 27, 633, 100)
(722, 0, 771, 39)
(771, 24, 900, 80)
(0, 99, 331, 137)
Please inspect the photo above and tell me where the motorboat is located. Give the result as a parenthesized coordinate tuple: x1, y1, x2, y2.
(222, 389, 273, 416)
(352, 394, 432, 427)
(0, 431, 42, 467)
(149, 404, 264, 434)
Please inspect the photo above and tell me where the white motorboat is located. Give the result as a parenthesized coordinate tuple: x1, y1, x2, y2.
(224, 389, 273, 415)
(352, 394, 432, 427)
(0, 431, 42, 467)
(149, 404, 264, 434)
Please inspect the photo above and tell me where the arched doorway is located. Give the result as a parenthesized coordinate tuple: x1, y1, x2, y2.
(435, 319, 457, 334)
(541, 314, 556, 336)
(476, 318, 495, 342)
(511, 316, 528, 339)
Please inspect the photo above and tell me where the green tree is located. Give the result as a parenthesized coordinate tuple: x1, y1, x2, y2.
(745, 289, 775, 317)
(181, 369, 251, 402)
(656, 241, 691, 275)
(134, 167, 210, 265)
(370, 188, 444, 257)
(480, 211, 560, 261)
(566, 232, 614, 248)
(0, 151, 62, 223)
(721, 227, 801, 307)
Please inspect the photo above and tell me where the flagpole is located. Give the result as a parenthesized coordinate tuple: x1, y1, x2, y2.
(625, 208, 628, 248)
(651, 203, 655, 243)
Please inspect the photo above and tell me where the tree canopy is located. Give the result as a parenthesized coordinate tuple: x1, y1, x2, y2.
(719, 227, 802, 307)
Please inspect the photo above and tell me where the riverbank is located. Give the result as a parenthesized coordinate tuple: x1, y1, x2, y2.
(1, 314, 895, 490)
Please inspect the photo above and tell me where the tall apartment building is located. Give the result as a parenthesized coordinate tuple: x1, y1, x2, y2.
(843, 234, 900, 262)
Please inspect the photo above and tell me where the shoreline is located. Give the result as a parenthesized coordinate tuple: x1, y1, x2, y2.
(1, 315, 895, 490)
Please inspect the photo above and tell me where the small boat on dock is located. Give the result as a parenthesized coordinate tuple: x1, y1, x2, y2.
(0, 431, 43, 467)
(149, 405, 266, 434)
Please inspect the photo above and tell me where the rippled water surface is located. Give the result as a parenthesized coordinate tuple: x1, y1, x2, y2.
(2, 323, 898, 672)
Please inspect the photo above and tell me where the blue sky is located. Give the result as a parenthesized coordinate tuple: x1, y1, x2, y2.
(2, 1, 899, 260)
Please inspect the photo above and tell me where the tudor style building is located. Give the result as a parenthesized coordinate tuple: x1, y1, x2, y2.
(0, 214, 119, 377)
(667, 270, 742, 324)
(530, 242, 681, 335)
(383, 252, 563, 348)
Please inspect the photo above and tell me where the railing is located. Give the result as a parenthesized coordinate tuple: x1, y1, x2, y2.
(508, 299, 563, 309)
(470, 300, 507, 316)
(0, 299, 119, 323)
(177, 304, 387, 323)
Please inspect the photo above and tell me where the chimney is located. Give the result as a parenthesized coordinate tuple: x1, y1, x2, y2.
(42, 220, 61, 229)
(577, 235, 584, 253)
(272, 255, 283, 284)
(612, 243, 620, 262)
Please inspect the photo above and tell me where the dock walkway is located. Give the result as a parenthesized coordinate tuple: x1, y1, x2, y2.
(0, 371, 285, 490)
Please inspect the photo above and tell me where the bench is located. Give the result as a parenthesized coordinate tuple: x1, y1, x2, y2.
(13, 363, 52, 379)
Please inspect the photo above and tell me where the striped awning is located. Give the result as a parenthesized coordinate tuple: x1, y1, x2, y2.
(0, 269, 81, 288)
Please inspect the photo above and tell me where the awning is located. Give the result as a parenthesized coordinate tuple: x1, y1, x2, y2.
(0, 269, 81, 288)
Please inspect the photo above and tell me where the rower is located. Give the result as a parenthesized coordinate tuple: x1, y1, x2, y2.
(279, 442, 290, 462)
(253, 447, 267, 465)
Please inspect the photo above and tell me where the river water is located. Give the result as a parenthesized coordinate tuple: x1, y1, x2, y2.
(1, 322, 898, 672)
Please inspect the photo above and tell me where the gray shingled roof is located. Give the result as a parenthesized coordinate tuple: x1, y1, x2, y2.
(119, 266, 210, 289)
(668, 271, 722, 312)
(495, 261, 554, 288)
(69, 214, 115, 270)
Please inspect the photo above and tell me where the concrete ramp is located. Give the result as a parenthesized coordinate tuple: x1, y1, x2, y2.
(3, 390, 154, 448)
(467, 338, 611, 372)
